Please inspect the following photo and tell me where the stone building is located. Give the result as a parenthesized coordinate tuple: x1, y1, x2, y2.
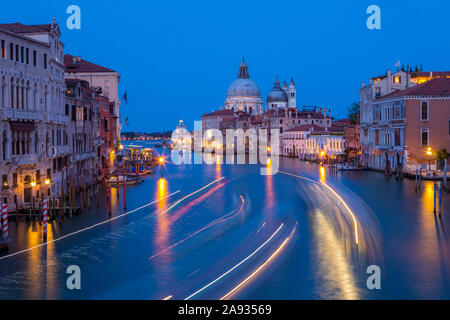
(360, 68, 450, 171)
(64, 54, 121, 152)
(65, 78, 103, 188)
(0, 22, 68, 211)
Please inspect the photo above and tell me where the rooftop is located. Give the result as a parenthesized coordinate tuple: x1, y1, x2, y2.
(64, 54, 117, 73)
(0, 22, 55, 34)
(377, 77, 450, 101)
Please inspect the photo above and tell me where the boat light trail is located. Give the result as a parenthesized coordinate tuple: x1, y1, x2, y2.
(159, 177, 226, 215)
(184, 223, 284, 300)
(279, 170, 359, 245)
(162, 295, 173, 300)
(221, 223, 297, 300)
(149, 195, 245, 260)
(0, 191, 181, 261)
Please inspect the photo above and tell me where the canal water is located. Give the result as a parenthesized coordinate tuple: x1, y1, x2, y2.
(0, 143, 448, 300)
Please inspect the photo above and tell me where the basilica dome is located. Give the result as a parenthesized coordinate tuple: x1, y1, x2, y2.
(267, 77, 288, 103)
(224, 58, 263, 115)
(226, 78, 261, 98)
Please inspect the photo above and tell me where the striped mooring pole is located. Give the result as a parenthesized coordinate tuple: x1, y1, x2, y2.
(1, 203, 8, 241)
(43, 199, 48, 239)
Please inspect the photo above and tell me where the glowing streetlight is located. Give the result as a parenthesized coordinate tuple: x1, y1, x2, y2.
(45, 178, 51, 185)
(159, 157, 165, 178)
(426, 147, 433, 171)
(31, 181, 36, 187)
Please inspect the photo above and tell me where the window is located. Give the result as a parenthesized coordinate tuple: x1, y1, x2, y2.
(421, 129, 429, 147)
(47, 168, 51, 180)
(421, 102, 428, 121)
(375, 87, 381, 97)
(15, 45, 19, 62)
(20, 46, 24, 63)
(65, 104, 69, 116)
(2, 175, 7, 190)
(9, 43, 13, 60)
(71, 105, 76, 121)
(43, 54, 47, 69)
(12, 173, 17, 188)
(394, 76, 401, 84)
(0, 40, 5, 58)
(26, 48, 29, 64)
(33, 50, 37, 66)
(395, 128, 401, 146)
(375, 130, 379, 145)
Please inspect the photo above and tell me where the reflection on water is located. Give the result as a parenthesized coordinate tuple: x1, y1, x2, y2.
(155, 178, 170, 264)
(312, 209, 358, 299)
(320, 166, 326, 182)
(413, 181, 448, 297)
(25, 223, 42, 299)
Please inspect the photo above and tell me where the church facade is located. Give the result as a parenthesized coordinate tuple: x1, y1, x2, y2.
(224, 59, 296, 115)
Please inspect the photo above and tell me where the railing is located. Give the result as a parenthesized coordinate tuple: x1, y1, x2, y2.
(12, 153, 38, 166)
(2, 108, 44, 121)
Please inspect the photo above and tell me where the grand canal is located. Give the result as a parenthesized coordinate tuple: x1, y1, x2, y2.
(0, 144, 449, 300)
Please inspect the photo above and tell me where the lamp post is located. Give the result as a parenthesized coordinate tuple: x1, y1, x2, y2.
(426, 147, 433, 172)
(159, 157, 165, 178)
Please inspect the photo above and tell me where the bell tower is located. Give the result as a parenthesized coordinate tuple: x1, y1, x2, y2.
(288, 78, 296, 109)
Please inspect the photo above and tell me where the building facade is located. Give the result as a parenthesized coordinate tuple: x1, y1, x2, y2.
(360, 68, 450, 171)
(64, 54, 121, 152)
(0, 22, 68, 211)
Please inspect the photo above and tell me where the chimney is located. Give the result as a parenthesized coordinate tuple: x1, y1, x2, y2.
(77, 56, 81, 62)
(323, 108, 327, 118)
(430, 71, 433, 79)
(361, 82, 365, 88)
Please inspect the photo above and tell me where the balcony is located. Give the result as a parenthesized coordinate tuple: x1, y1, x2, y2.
(73, 151, 96, 162)
(11, 154, 38, 166)
(2, 108, 44, 121)
(45, 113, 69, 124)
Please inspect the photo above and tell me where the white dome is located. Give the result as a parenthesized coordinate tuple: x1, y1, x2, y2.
(226, 78, 261, 98)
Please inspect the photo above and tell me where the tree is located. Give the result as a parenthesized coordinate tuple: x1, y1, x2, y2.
(436, 149, 449, 161)
(348, 102, 360, 125)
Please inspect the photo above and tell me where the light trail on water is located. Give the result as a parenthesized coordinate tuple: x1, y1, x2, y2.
(158, 177, 226, 215)
(0, 191, 181, 261)
(279, 170, 359, 245)
(184, 223, 284, 300)
(221, 223, 298, 300)
(149, 195, 245, 260)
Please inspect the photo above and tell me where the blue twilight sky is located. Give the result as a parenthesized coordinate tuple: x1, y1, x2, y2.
(1, 0, 449, 132)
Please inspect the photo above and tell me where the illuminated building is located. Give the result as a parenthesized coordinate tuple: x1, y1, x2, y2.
(0, 21, 68, 210)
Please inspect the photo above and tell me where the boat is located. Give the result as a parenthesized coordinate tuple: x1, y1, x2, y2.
(337, 164, 368, 171)
(108, 175, 143, 185)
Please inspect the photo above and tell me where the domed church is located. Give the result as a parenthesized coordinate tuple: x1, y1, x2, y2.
(224, 58, 263, 115)
(267, 77, 296, 110)
(224, 58, 296, 115)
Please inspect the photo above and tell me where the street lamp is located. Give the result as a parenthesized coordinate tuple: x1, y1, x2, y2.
(159, 157, 165, 178)
(426, 147, 433, 171)
(320, 151, 325, 166)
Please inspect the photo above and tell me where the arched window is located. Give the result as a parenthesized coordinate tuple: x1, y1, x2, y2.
(421, 102, 428, 121)
(0, 77, 5, 108)
(2, 130, 7, 161)
(10, 77, 14, 108)
(421, 128, 429, 147)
